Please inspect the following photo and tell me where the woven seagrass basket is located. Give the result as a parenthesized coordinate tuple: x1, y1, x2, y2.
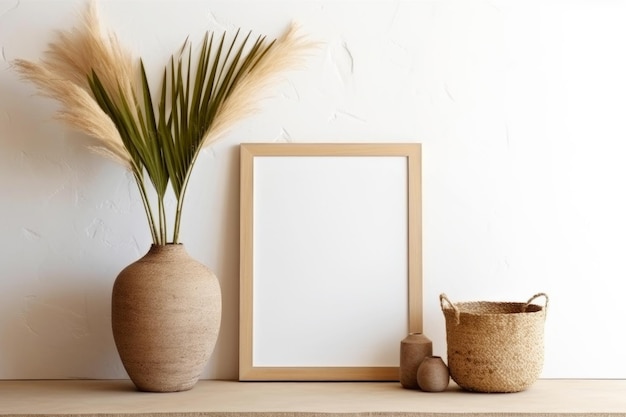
(440, 293, 548, 393)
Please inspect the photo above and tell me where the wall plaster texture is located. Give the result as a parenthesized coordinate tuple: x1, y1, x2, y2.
(1, 0, 625, 379)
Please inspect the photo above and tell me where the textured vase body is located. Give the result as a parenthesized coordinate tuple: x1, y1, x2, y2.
(112, 244, 222, 392)
(399, 333, 432, 389)
(417, 356, 450, 392)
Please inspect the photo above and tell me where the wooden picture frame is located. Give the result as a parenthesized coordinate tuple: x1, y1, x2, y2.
(239, 143, 422, 381)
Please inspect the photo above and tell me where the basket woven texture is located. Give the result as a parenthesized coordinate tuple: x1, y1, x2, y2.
(440, 293, 548, 393)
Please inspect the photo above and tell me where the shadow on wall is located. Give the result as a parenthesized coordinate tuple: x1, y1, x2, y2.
(0, 271, 127, 379)
(192, 141, 242, 380)
(0, 69, 119, 377)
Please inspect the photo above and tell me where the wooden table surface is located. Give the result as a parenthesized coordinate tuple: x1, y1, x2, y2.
(1, 379, 625, 416)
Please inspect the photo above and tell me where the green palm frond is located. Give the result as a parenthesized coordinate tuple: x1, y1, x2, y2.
(163, 30, 277, 242)
(86, 29, 285, 244)
(14, 1, 314, 246)
(88, 70, 162, 244)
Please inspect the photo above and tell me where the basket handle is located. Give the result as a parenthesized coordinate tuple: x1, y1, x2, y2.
(439, 293, 461, 324)
(523, 292, 549, 313)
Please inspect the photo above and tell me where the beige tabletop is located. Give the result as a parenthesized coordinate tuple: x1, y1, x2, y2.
(1, 379, 625, 416)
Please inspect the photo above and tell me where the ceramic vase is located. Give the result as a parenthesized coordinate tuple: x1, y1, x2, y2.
(111, 244, 222, 392)
(417, 356, 450, 392)
(399, 333, 432, 389)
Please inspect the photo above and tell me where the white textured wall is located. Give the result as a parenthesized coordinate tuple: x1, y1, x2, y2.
(1, 0, 626, 380)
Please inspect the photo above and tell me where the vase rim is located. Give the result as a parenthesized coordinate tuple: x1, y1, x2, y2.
(148, 243, 187, 253)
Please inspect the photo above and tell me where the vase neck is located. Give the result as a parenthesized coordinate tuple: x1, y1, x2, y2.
(148, 243, 187, 255)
